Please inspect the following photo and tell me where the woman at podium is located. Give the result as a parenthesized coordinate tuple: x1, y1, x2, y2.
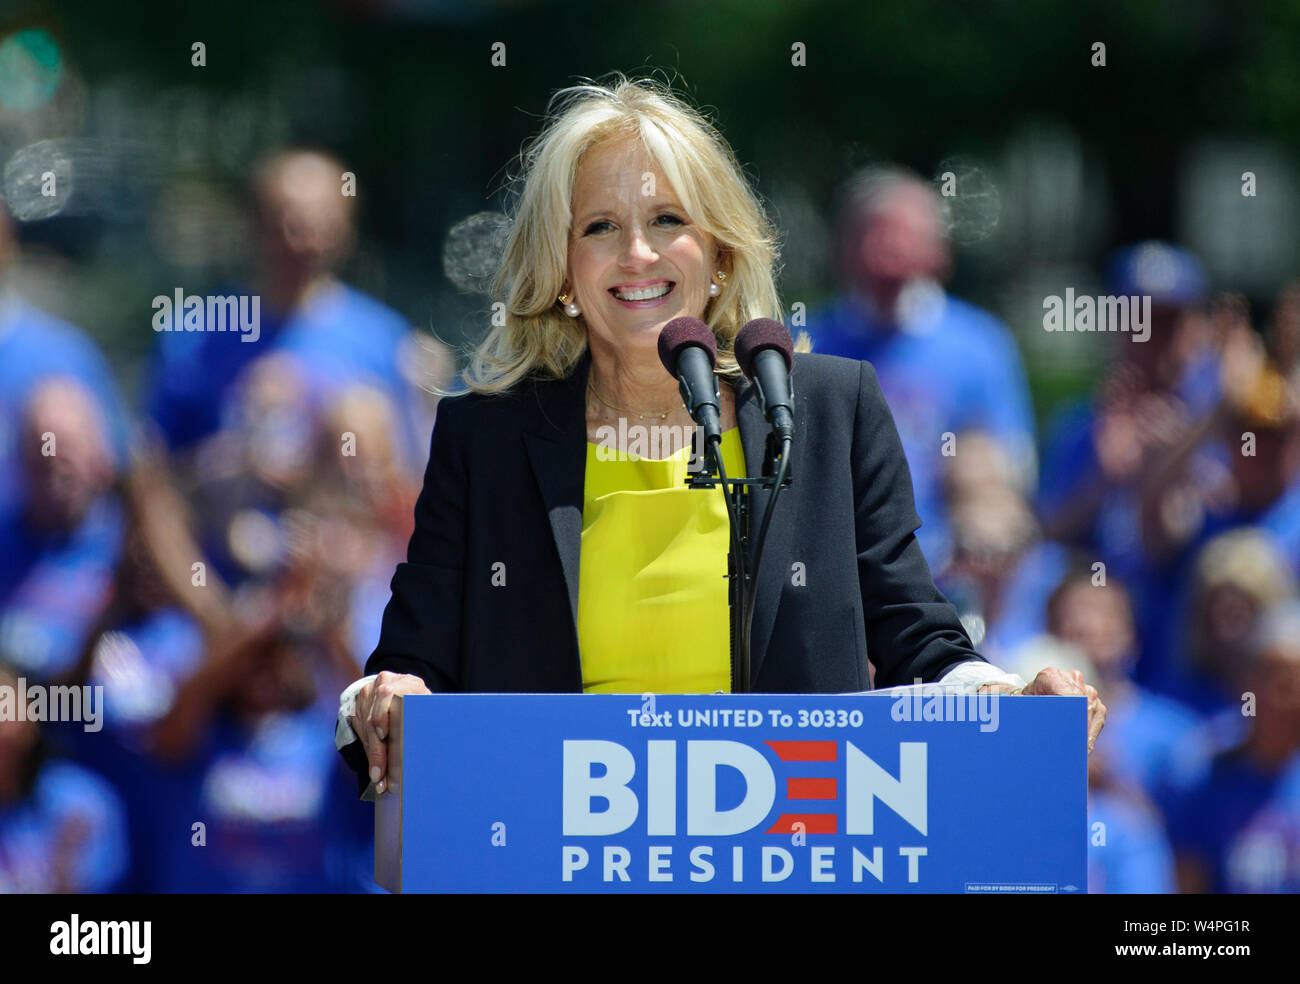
(336, 74, 1104, 795)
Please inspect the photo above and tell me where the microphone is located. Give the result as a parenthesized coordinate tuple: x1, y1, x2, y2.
(658, 317, 722, 447)
(735, 318, 795, 442)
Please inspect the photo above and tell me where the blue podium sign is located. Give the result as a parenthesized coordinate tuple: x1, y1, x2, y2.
(375, 692, 1087, 893)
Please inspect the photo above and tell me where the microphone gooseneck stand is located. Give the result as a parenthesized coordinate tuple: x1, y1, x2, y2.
(687, 421, 793, 693)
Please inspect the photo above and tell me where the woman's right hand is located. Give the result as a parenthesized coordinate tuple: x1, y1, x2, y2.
(351, 671, 432, 794)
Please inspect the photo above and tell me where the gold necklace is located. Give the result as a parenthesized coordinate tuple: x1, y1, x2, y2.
(587, 379, 675, 422)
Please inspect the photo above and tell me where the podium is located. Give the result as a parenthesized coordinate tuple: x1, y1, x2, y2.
(375, 691, 1087, 893)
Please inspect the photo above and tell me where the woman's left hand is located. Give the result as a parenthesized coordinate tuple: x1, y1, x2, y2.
(980, 667, 1107, 755)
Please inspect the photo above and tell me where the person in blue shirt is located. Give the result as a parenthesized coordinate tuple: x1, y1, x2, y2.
(1166, 600, 1300, 893)
(1088, 788, 1177, 894)
(0, 202, 131, 515)
(1037, 243, 1216, 563)
(0, 378, 124, 682)
(143, 148, 425, 472)
(930, 430, 1071, 661)
(1036, 244, 1221, 694)
(1127, 298, 1300, 695)
(1163, 528, 1298, 718)
(806, 167, 1036, 572)
(0, 663, 129, 892)
(67, 445, 379, 892)
(58, 500, 209, 891)
(0, 299, 131, 496)
(1006, 567, 1192, 893)
(1043, 568, 1202, 805)
(73, 574, 373, 893)
(134, 631, 374, 893)
(0, 206, 132, 684)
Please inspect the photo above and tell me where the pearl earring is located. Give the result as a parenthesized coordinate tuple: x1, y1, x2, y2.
(558, 291, 581, 318)
(709, 270, 726, 297)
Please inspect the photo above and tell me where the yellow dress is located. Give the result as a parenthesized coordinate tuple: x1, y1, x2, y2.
(578, 428, 746, 694)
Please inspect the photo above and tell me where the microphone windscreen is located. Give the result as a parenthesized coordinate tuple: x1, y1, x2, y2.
(734, 319, 794, 378)
(658, 317, 717, 375)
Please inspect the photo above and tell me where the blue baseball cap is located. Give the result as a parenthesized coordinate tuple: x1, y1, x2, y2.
(1106, 241, 1207, 305)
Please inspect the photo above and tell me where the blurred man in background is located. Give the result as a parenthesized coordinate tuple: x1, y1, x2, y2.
(144, 149, 427, 472)
(806, 166, 1037, 572)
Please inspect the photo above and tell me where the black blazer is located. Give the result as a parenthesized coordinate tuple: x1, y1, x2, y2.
(357, 348, 985, 699)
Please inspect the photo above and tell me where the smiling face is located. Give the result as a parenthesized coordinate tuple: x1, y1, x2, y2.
(566, 136, 720, 366)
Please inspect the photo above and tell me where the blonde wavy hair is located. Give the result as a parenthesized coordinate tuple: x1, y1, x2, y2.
(460, 73, 807, 394)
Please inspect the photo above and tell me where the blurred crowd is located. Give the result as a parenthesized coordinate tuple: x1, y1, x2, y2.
(0, 149, 446, 892)
(809, 167, 1300, 894)
(1, 147, 1298, 893)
